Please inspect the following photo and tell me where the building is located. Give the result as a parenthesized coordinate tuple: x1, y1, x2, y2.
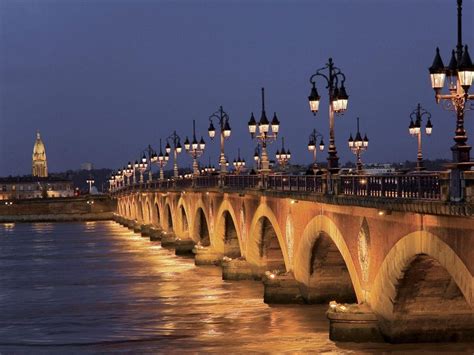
(0, 131, 74, 200)
(0, 176, 74, 200)
(81, 162, 94, 171)
(32, 131, 48, 177)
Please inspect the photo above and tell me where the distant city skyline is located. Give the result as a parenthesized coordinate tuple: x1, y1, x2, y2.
(0, 0, 473, 175)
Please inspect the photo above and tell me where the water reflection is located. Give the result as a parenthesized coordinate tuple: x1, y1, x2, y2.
(0, 221, 472, 353)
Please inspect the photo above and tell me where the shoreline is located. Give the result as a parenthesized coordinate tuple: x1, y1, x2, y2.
(0, 212, 114, 223)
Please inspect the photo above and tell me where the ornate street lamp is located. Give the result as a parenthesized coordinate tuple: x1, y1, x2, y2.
(233, 148, 246, 174)
(86, 177, 95, 194)
(108, 173, 116, 192)
(308, 58, 349, 173)
(428, 0, 473, 168)
(248, 87, 280, 174)
(151, 139, 170, 181)
(185, 120, 205, 176)
(202, 156, 216, 175)
(166, 131, 183, 178)
(275, 137, 291, 169)
(134, 154, 148, 183)
(114, 169, 124, 189)
(408, 104, 432, 171)
(208, 106, 231, 175)
(123, 162, 134, 185)
(348, 117, 369, 172)
(308, 129, 325, 173)
(141, 145, 155, 182)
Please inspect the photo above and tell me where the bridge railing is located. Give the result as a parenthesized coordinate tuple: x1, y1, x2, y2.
(266, 175, 324, 193)
(340, 173, 441, 200)
(194, 175, 219, 188)
(113, 172, 443, 201)
(224, 175, 260, 189)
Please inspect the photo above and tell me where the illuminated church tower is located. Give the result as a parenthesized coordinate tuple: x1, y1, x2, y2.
(32, 131, 48, 177)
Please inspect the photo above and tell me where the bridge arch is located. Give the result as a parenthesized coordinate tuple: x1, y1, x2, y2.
(176, 197, 190, 238)
(371, 230, 473, 318)
(247, 203, 289, 273)
(192, 199, 211, 246)
(144, 197, 152, 224)
(371, 231, 473, 341)
(151, 199, 161, 227)
(164, 202, 173, 232)
(293, 215, 362, 303)
(213, 200, 242, 258)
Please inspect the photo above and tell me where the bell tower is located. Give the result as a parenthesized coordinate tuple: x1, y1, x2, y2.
(32, 130, 48, 177)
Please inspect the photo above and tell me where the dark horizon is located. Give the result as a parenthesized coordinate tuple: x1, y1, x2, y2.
(1, 0, 473, 175)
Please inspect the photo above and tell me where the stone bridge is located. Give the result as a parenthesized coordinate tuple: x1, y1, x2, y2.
(111, 173, 474, 343)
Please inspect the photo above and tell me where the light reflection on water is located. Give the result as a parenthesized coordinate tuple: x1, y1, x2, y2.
(0, 221, 472, 353)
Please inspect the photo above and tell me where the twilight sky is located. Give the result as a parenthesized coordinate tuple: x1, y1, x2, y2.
(0, 0, 473, 175)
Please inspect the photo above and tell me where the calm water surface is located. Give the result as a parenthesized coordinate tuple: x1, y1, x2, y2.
(0, 221, 472, 353)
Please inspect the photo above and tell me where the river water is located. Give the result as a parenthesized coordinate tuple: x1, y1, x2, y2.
(0, 221, 472, 353)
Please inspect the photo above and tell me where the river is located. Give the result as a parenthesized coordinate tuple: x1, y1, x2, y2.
(0, 221, 472, 353)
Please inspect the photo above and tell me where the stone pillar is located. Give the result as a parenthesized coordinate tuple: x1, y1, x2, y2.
(160, 231, 177, 248)
(149, 227, 163, 241)
(132, 221, 142, 233)
(463, 171, 474, 203)
(327, 303, 384, 342)
(262, 272, 304, 304)
(174, 239, 196, 256)
(439, 171, 451, 201)
(140, 224, 152, 237)
(193, 246, 222, 266)
(222, 257, 260, 281)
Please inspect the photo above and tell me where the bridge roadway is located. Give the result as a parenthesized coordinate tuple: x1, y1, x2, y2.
(111, 173, 474, 343)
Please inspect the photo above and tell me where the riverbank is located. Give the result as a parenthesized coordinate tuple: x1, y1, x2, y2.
(0, 196, 115, 223)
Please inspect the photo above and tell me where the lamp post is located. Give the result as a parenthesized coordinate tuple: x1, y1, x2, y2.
(408, 104, 432, 171)
(233, 149, 246, 174)
(248, 88, 280, 174)
(429, 0, 474, 168)
(308, 58, 349, 173)
(275, 137, 291, 169)
(348, 117, 369, 172)
(123, 162, 134, 185)
(166, 131, 183, 178)
(151, 139, 170, 181)
(140, 145, 155, 182)
(115, 170, 124, 189)
(208, 106, 231, 175)
(203, 156, 216, 175)
(308, 129, 325, 173)
(253, 144, 261, 171)
(86, 177, 95, 194)
(108, 174, 116, 192)
(184, 120, 206, 176)
(429, 0, 474, 200)
(134, 154, 148, 183)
